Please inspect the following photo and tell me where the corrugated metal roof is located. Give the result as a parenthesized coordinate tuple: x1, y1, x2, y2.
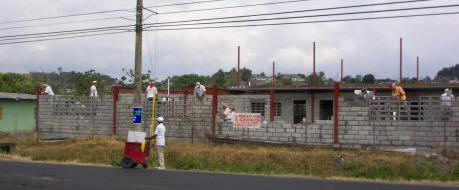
(0, 92, 36, 100)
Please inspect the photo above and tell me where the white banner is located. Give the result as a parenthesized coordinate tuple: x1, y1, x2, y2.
(233, 113, 261, 129)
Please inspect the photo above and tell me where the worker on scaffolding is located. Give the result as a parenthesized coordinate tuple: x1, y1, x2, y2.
(390, 82, 406, 120)
(440, 88, 454, 120)
(145, 116, 166, 170)
(194, 82, 206, 103)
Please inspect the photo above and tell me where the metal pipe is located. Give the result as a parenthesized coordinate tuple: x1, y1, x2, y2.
(272, 61, 275, 83)
(400, 38, 403, 83)
(340, 58, 343, 82)
(416, 56, 419, 82)
(237, 46, 241, 87)
(313, 42, 316, 86)
(112, 86, 119, 135)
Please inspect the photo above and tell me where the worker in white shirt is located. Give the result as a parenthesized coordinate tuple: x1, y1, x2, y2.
(146, 116, 166, 170)
(90, 81, 98, 98)
(440, 88, 454, 120)
(41, 84, 54, 96)
(145, 82, 158, 102)
(194, 82, 206, 102)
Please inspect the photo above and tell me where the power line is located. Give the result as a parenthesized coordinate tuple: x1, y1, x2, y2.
(0, 28, 133, 42)
(145, 0, 225, 8)
(0, 0, 226, 25)
(144, 4, 459, 29)
(157, 0, 313, 15)
(0, 30, 130, 45)
(0, 16, 134, 31)
(143, 11, 459, 32)
(0, 24, 134, 39)
(0, 9, 132, 25)
(144, 0, 432, 27)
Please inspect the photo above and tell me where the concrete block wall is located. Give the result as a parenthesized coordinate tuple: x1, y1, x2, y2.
(216, 96, 459, 154)
(38, 95, 113, 139)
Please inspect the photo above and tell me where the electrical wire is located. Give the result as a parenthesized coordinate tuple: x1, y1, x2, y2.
(0, 0, 227, 25)
(144, 4, 459, 29)
(157, 0, 313, 15)
(0, 28, 133, 42)
(145, 0, 225, 8)
(144, 11, 459, 32)
(0, 30, 131, 45)
(0, 16, 134, 31)
(145, 0, 431, 26)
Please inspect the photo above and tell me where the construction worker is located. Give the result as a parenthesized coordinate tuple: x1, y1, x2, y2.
(390, 82, 406, 120)
(41, 84, 54, 96)
(90, 81, 98, 98)
(440, 89, 454, 120)
(146, 117, 166, 169)
(145, 81, 158, 102)
(194, 82, 206, 102)
(391, 82, 406, 102)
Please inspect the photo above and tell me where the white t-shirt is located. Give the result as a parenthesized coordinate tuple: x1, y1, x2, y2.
(441, 93, 454, 106)
(223, 108, 231, 119)
(155, 123, 166, 146)
(90, 85, 98, 97)
(195, 85, 206, 96)
(146, 86, 158, 98)
(44, 86, 54, 96)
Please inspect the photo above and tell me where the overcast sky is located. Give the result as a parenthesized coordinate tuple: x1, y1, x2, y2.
(0, 0, 458, 81)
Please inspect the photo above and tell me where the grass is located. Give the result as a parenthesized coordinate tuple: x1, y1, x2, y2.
(1, 133, 459, 183)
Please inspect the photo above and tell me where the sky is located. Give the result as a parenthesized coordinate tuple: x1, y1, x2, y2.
(0, 0, 458, 81)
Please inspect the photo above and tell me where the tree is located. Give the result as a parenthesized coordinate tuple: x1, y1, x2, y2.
(0, 73, 37, 94)
(434, 64, 459, 82)
(73, 70, 113, 96)
(362, 74, 375, 84)
(117, 68, 153, 87)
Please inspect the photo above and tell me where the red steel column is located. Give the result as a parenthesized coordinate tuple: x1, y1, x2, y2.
(272, 61, 275, 83)
(112, 86, 119, 135)
(313, 42, 316, 86)
(400, 38, 403, 83)
(333, 82, 340, 144)
(416, 56, 419, 82)
(211, 84, 218, 135)
(340, 58, 343, 83)
(237, 46, 241, 87)
(270, 89, 274, 122)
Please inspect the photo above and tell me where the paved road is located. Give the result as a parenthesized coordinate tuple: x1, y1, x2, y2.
(0, 160, 457, 190)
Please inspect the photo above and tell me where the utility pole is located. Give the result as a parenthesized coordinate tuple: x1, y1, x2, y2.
(134, 0, 143, 105)
(399, 37, 402, 83)
(237, 46, 240, 87)
(313, 42, 316, 86)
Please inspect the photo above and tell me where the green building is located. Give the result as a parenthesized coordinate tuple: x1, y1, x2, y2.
(0, 93, 36, 133)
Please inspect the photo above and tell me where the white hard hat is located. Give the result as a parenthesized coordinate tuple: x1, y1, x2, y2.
(196, 82, 201, 85)
(157, 117, 164, 122)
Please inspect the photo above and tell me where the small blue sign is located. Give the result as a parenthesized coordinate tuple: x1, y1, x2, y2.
(133, 107, 142, 124)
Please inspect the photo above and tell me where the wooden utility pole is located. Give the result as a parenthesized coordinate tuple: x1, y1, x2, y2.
(134, 0, 143, 105)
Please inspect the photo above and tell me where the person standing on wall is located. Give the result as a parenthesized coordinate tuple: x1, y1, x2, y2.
(146, 116, 166, 170)
(440, 88, 455, 120)
(194, 82, 206, 103)
(90, 81, 98, 114)
(390, 82, 406, 120)
(146, 81, 158, 102)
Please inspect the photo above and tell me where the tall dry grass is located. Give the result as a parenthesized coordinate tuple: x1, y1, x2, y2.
(2, 134, 459, 182)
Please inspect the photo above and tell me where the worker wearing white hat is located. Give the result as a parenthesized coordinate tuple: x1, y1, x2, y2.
(146, 116, 166, 169)
(194, 82, 206, 103)
(90, 81, 98, 98)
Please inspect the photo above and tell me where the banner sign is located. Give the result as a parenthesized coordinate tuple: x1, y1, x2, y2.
(233, 113, 261, 129)
(133, 107, 142, 124)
